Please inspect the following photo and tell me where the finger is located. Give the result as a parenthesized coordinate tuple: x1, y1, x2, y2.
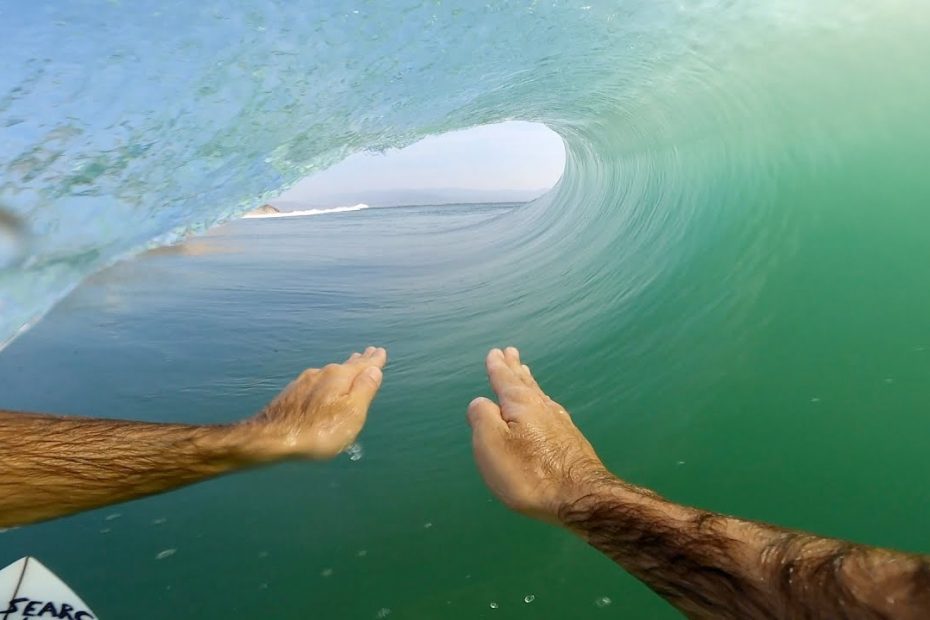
(504, 347, 540, 392)
(345, 347, 387, 368)
(520, 363, 542, 391)
(317, 362, 357, 393)
(466, 397, 507, 432)
(517, 365, 560, 410)
(485, 348, 522, 397)
(503, 346, 522, 371)
(297, 367, 322, 384)
(350, 366, 384, 403)
(367, 347, 387, 368)
(325, 348, 386, 394)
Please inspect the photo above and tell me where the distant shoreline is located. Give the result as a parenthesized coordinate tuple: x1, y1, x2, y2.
(262, 199, 528, 214)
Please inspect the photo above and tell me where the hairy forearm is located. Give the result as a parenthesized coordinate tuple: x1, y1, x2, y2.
(559, 477, 930, 619)
(0, 410, 251, 527)
(0, 349, 386, 528)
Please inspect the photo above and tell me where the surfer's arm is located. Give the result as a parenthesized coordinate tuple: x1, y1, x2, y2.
(467, 347, 930, 620)
(559, 477, 930, 620)
(0, 347, 386, 527)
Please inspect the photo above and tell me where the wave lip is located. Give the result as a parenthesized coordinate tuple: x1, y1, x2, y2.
(242, 204, 370, 219)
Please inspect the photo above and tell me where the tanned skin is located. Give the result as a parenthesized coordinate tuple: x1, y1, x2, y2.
(467, 347, 930, 619)
(0, 347, 387, 528)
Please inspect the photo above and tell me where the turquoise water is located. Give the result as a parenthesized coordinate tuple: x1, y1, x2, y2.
(3, 1, 930, 617)
(2, 199, 930, 618)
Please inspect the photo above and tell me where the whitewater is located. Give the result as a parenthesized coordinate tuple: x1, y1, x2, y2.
(243, 204, 370, 219)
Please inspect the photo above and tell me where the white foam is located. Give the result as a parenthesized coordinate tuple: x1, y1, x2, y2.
(243, 203, 370, 219)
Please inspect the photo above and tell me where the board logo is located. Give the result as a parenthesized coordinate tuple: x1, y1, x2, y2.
(1, 598, 94, 619)
(0, 558, 97, 620)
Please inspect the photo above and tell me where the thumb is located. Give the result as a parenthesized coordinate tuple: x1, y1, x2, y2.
(351, 365, 383, 403)
(467, 397, 506, 432)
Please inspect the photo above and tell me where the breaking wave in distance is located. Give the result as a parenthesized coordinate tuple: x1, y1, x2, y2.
(242, 204, 370, 219)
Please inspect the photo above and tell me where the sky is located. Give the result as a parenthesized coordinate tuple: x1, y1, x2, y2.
(277, 121, 565, 206)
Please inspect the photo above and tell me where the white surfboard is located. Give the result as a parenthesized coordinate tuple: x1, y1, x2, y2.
(0, 557, 97, 619)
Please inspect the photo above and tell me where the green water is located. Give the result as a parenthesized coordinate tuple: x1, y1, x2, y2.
(1, 190, 929, 618)
(4, 1, 930, 617)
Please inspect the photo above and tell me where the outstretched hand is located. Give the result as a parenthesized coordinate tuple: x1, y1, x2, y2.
(240, 346, 387, 462)
(467, 347, 611, 523)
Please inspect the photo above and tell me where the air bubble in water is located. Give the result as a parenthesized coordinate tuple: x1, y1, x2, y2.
(489, 602, 499, 609)
(524, 594, 535, 603)
(594, 596, 612, 608)
(345, 442, 364, 461)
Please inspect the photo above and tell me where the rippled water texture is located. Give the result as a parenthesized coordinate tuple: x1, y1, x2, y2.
(2, 1, 929, 347)
(3, 1, 930, 618)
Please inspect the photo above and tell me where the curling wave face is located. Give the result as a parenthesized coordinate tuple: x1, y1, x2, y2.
(2, 1, 930, 349)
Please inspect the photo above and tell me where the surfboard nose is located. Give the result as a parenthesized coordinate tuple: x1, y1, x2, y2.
(0, 557, 98, 619)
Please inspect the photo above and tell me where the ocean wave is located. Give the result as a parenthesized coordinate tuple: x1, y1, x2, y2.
(242, 204, 370, 219)
(1, 1, 929, 349)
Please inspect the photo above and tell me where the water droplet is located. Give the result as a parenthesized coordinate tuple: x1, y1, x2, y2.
(594, 596, 612, 608)
(489, 602, 499, 609)
(321, 568, 334, 577)
(155, 548, 176, 560)
(524, 594, 535, 603)
(375, 608, 391, 618)
(345, 442, 364, 461)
